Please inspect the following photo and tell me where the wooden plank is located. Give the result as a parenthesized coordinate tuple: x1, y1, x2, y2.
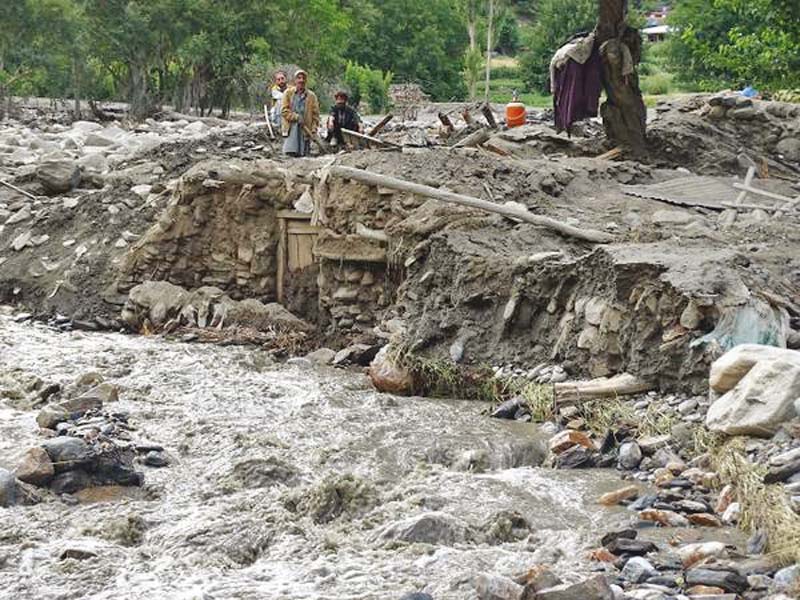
(277, 217, 287, 303)
(298, 235, 314, 269)
(287, 222, 321, 235)
(277, 209, 313, 220)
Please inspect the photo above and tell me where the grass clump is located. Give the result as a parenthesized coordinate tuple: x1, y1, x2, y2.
(578, 398, 676, 439)
(713, 439, 800, 566)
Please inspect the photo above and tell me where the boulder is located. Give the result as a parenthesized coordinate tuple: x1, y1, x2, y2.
(36, 159, 81, 194)
(41, 437, 94, 472)
(534, 575, 614, 600)
(305, 348, 336, 366)
(706, 359, 800, 437)
(15, 447, 55, 486)
(709, 344, 800, 394)
(0, 468, 18, 507)
(621, 557, 657, 583)
(369, 346, 413, 395)
(776, 138, 800, 162)
(774, 564, 800, 591)
(474, 574, 524, 600)
(618, 442, 643, 470)
(684, 568, 748, 594)
(36, 405, 71, 430)
(376, 512, 470, 545)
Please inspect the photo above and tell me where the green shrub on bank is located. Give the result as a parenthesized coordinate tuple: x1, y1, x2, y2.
(343, 62, 392, 113)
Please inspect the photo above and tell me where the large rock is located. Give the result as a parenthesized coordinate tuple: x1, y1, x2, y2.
(534, 575, 614, 600)
(0, 468, 18, 507)
(36, 383, 117, 429)
(474, 574, 524, 600)
(776, 138, 800, 162)
(41, 437, 94, 472)
(706, 359, 800, 436)
(15, 447, 55, 486)
(369, 346, 413, 395)
(710, 344, 800, 394)
(376, 512, 470, 545)
(36, 159, 81, 194)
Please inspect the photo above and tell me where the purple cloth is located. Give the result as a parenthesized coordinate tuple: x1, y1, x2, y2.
(553, 47, 602, 133)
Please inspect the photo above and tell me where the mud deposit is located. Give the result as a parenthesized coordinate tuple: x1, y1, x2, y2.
(0, 314, 627, 599)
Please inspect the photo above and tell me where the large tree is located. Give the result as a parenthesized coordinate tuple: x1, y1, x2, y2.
(597, 0, 647, 155)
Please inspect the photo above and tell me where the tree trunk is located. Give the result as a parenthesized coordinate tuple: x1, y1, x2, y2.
(129, 61, 150, 121)
(596, 0, 647, 156)
(484, 0, 495, 101)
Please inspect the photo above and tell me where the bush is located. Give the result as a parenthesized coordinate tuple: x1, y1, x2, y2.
(640, 72, 673, 96)
(343, 62, 393, 113)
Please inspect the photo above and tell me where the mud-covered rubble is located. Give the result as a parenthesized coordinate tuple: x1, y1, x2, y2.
(647, 93, 800, 176)
(2, 94, 800, 393)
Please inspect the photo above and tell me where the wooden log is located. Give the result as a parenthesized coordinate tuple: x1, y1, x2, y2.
(735, 166, 756, 206)
(341, 128, 400, 148)
(732, 183, 797, 204)
(368, 114, 394, 137)
(482, 142, 511, 157)
(451, 128, 491, 149)
(555, 373, 654, 405)
(277, 218, 287, 303)
(263, 105, 275, 139)
(438, 112, 455, 133)
(481, 103, 498, 129)
(0, 179, 38, 201)
(462, 109, 475, 126)
(597, 147, 623, 161)
(330, 166, 616, 244)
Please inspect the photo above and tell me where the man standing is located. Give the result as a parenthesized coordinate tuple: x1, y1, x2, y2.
(281, 70, 320, 157)
(326, 90, 363, 148)
(268, 70, 288, 129)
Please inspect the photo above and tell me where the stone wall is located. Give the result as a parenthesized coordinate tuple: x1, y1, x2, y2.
(115, 159, 317, 303)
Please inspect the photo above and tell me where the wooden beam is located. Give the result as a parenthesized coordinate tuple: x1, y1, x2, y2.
(481, 103, 498, 129)
(733, 182, 797, 204)
(734, 166, 756, 206)
(330, 166, 616, 244)
(451, 128, 491, 149)
(555, 373, 654, 405)
(277, 217, 287, 304)
(368, 114, 393, 137)
(341, 128, 400, 148)
(0, 179, 38, 201)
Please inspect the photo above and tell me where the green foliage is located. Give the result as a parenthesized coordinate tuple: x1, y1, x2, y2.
(343, 62, 392, 113)
(667, 0, 800, 91)
(463, 47, 483, 100)
(346, 0, 468, 100)
(518, 0, 596, 94)
(495, 8, 521, 55)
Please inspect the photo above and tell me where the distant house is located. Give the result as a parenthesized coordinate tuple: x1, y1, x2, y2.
(642, 25, 672, 43)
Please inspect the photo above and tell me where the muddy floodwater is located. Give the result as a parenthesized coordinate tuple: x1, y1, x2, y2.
(0, 314, 629, 599)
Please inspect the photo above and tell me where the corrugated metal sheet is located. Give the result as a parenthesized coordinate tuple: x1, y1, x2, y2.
(622, 176, 736, 210)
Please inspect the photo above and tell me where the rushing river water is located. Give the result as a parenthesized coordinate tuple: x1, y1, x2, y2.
(0, 313, 629, 599)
